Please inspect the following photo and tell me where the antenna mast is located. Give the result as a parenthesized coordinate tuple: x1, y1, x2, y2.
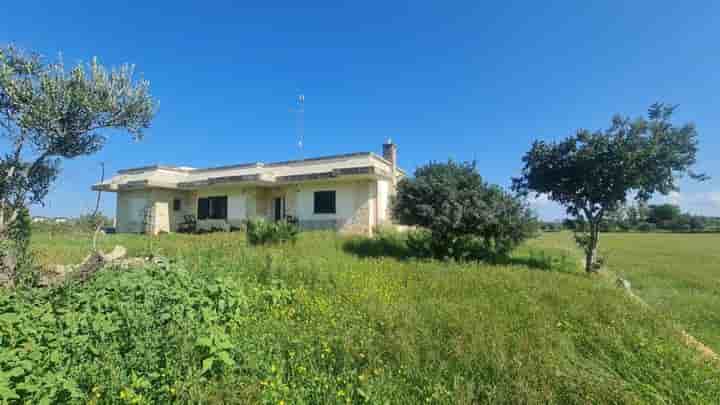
(294, 93, 305, 160)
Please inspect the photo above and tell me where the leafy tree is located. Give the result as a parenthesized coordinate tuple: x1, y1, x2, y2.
(513, 104, 705, 272)
(689, 216, 705, 232)
(0, 45, 156, 265)
(393, 160, 537, 261)
(625, 203, 647, 228)
(647, 204, 682, 226)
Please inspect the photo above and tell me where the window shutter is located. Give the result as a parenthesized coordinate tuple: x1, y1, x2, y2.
(198, 198, 210, 220)
(215, 196, 228, 219)
(313, 191, 336, 214)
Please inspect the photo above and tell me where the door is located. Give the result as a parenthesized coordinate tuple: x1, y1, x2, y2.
(273, 197, 284, 221)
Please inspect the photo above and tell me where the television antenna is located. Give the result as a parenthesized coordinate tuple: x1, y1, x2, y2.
(291, 93, 305, 160)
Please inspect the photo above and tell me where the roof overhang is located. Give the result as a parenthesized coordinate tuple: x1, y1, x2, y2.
(177, 173, 276, 190)
(93, 165, 394, 192)
(276, 166, 392, 183)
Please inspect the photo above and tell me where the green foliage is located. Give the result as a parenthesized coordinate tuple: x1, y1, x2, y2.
(573, 203, 720, 234)
(0, 207, 36, 287)
(514, 103, 705, 271)
(647, 204, 682, 223)
(404, 228, 434, 258)
(393, 160, 538, 260)
(246, 219, 299, 246)
(536, 231, 720, 355)
(3, 231, 719, 403)
(7, 206, 30, 258)
(1, 230, 719, 403)
(0, 44, 156, 243)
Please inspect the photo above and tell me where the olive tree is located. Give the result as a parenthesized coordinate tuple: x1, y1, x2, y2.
(0, 45, 156, 275)
(393, 160, 538, 261)
(513, 103, 705, 273)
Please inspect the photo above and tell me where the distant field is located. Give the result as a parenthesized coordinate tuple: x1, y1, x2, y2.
(2, 230, 716, 403)
(532, 231, 720, 353)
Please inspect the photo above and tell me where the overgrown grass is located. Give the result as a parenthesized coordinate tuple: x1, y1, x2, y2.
(1, 231, 718, 403)
(534, 231, 720, 353)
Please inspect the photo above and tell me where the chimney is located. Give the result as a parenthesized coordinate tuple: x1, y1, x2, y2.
(382, 138, 398, 187)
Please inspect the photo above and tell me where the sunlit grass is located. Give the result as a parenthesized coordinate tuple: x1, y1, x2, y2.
(536, 231, 720, 353)
(4, 229, 717, 403)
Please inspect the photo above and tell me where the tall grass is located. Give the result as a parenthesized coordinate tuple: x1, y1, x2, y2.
(1, 231, 717, 403)
(534, 231, 720, 353)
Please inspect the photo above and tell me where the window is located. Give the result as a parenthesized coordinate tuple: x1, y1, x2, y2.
(197, 196, 228, 220)
(173, 198, 182, 211)
(313, 190, 336, 214)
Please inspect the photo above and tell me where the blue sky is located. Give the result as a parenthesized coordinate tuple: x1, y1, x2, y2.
(2, 1, 719, 220)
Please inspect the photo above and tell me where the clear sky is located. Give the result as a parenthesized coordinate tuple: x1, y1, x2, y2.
(2, 1, 719, 220)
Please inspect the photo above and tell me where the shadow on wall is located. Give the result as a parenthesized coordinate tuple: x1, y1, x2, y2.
(342, 234, 578, 274)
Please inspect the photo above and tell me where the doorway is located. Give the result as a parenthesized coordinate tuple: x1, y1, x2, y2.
(273, 197, 285, 221)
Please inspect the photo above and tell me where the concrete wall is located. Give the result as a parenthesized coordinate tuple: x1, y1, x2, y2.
(116, 188, 193, 233)
(377, 179, 390, 224)
(116, 190, 151, 233)
(293, 180, 375, 234)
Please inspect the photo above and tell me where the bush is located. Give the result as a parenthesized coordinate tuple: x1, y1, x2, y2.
(541, 222, 562, 232)
(246, 218, 299, 245)
(393, 161, 538, 261)
(637, 222, 656, 232)
(405, 228, 434, 258)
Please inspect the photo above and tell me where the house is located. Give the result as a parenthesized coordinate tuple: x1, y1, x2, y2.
(32, 216, 50, 223)
(92, 141, 402, 235)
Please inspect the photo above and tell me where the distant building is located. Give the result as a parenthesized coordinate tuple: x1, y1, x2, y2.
(32, 216, 50, 223)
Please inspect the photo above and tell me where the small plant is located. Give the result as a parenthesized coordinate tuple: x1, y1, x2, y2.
(246, 218, 299, 246)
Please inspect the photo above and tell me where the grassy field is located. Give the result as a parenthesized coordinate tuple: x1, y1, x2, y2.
(0, 230, 718, 403)
(530, 232, 720, 354)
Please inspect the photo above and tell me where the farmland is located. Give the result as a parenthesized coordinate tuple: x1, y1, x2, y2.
(1, 230, 719, 403)
(533, 232, 720, 353)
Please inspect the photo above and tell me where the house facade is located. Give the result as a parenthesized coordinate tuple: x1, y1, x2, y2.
(93, 142, 402, 235)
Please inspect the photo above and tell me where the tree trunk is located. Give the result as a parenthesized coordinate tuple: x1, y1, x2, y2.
(0, 232, 17, 288)
(584, 222, 600, 273)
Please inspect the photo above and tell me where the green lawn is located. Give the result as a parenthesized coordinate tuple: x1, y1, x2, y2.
(531, 232, 720, 353)
(0, 230, 717, 403)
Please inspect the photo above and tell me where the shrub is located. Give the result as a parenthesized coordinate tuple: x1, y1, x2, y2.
(637, 222, 656, 232)
(393, 160, 538, 261)
(246, 218, 299, 245)
(405, 228, 434, 258)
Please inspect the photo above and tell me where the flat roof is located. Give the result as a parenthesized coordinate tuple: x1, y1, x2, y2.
(117, 151, 402, 175)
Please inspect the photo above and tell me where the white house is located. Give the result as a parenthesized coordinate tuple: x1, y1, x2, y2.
(93, 141, 403, 235)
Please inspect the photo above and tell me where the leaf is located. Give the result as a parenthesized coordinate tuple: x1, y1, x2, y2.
(201, 357, 214, 375)
(216, 351, 234, 367)
(0, 383, 20, 400)
(196, 336, 212, 348)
